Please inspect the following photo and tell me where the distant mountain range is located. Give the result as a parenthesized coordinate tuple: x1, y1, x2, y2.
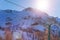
(0, 7, 60, 40)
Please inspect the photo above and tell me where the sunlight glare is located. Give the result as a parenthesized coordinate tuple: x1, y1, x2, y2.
(34, 0, 50, 12)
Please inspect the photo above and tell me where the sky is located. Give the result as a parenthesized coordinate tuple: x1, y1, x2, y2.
(0, 0, 60, 18)
(0, 0, 60, 38)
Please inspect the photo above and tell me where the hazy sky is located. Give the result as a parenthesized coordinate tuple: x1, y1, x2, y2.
(0, 0, 60, 18)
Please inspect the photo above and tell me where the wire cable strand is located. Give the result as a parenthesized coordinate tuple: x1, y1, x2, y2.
(4, 0, 25, 8)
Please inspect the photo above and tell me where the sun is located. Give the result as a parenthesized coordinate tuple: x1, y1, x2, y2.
(34, 0, 50, 12)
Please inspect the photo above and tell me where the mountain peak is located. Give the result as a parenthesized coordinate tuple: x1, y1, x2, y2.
(24, 7, 33, 11)
(23, 7, 44, 12)
(23, 7, 48, 15)
(23, 7, 36, 12)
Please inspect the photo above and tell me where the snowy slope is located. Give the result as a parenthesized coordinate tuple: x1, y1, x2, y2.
(0, 7, 60, 40)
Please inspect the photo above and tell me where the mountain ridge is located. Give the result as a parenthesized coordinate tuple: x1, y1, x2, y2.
(0, 7, 60, 40)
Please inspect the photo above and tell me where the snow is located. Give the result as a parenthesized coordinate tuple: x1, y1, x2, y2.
(13, 31, 22, 40)
(51, 24, 59, 35)
(56, 18, 60, 23)
(0, 8, 60, 40)
(32, 25, 46, 32)
(0, 30, 5, 39)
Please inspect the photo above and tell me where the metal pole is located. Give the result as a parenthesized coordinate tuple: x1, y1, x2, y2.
(48, 24, 51, 40)
(58, 29, 60, 40)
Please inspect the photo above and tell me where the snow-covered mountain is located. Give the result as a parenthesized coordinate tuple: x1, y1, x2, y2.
(0, 7, 60, 40)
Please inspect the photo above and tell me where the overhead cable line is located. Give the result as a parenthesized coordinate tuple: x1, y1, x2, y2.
(4, 0, 25, 8)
